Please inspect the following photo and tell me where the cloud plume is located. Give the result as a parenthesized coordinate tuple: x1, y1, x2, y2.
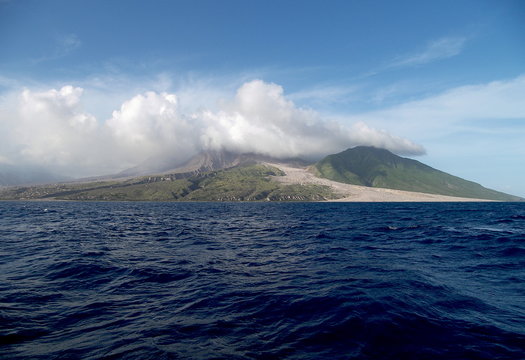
(200, 80, 424, 159)
(106, 91, 199, 168)
(0, 80, 425, 177)
(10, 86, 102, 174)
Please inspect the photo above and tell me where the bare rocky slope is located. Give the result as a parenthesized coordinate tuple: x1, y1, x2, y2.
(265, 162, 491, 202)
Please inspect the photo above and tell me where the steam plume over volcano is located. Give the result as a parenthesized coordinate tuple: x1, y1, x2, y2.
(0, 80, 425, 180)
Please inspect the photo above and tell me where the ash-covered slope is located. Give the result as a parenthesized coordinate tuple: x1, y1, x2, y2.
(115, 150, 309, 178)
(314, 146, 522, 201)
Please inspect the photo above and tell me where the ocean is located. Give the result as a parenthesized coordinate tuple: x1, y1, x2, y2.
(1, 201, 524, 359)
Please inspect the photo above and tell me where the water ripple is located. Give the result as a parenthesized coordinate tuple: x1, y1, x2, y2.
(1, 201, 524, 359)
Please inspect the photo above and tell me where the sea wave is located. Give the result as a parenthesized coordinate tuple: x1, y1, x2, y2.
(1, 201, 524, 359)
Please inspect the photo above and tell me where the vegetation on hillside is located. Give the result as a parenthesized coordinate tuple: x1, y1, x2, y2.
(0, 164, 338, 202)
(314, 146, 521, 201)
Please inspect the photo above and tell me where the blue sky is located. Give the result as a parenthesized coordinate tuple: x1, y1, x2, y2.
(1, 0, 524, 196)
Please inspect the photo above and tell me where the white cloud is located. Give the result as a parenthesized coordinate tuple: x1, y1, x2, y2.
(347, 122, 426, 155)
(199, 80, 424, 159)
(0, 80, 425, 177)
(106, 91, 199, 167)
(391, 36, 467, 67)
(13, 86, 100, 170)
(348, 75, 525, 137)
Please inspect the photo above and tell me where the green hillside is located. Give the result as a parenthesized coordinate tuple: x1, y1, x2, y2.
(314, 146, 522, 201)
(0, 164, 337, 202)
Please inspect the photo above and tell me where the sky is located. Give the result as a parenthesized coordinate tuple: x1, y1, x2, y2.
(0, 0, 524, 196)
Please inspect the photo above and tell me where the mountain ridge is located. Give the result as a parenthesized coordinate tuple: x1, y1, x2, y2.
(313, 146, 521, 201)
(103, 150, 309, 180)
(0, 147, 522, 201)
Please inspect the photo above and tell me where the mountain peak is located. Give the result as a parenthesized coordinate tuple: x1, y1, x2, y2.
(175, 150, 310, 175)
(341, 146, 405, 160)
(114, 149, 310, 178)
(314, 146, 521, 201)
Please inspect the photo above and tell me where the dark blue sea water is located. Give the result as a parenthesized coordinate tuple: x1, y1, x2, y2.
(1, 201, 524, 359)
